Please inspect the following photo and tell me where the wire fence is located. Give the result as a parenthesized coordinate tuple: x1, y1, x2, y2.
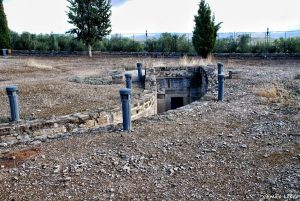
(103, 30, 300, 53)
(7, 29, 300, 54)
(107, 30, 300, 42)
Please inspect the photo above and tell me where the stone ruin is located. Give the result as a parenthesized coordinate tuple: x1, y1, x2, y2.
(154, 66, 209, 113)
(0, 64, 217, 146)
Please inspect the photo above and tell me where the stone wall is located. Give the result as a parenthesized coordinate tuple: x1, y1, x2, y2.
(9, 50, 300, 59)
(0, 81, 157, 146)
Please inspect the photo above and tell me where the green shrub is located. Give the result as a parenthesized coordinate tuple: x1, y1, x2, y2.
(69, 75, 112, 85)
(274, 37, 300, 53)
(93, 40, 107, 51)
(83, 76, 112, 85)
(57, 35, 72, 51)
(48, 34, 59, 51)
(214, 38, 237, 53)
(69, 40, 86, 51)
(237, 34, 250, 53)
(19, 32, 35, 50)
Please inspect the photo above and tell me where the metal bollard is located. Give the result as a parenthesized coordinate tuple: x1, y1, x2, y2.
(119, 88, 131, 131)
(218, 74, 225, 101)
(2, 49, 7, 57)
(6, 86, 20, 122)
(137, 63, 143, 82)
(217, 63, 223, 75)
(125, 73, 132, 89)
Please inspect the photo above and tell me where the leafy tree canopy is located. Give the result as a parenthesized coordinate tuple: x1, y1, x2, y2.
(67, 0, 112, 57)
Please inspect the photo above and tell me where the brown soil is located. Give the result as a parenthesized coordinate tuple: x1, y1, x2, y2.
(0, 148, 40, 168)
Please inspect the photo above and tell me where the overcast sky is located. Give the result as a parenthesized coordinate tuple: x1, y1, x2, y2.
(3, 0, 300, 34)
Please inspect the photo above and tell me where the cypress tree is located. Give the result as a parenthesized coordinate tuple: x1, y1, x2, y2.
(67, 0, 112, 57)
(192, 0, 221, 58)
(0, 0, 11, 49)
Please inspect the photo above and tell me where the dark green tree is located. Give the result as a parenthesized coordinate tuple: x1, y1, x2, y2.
(48, 33, 59, 51)
(237, 34, 250, 53)
(20, 32, 34, 50)
(10, 31, 20, 50)
(192, 0, 221, 58)
(0, 0, 11, 49)
(158, 33, 173, 52)
(67, 0, 112, 57)
(176, 34, 190, 53)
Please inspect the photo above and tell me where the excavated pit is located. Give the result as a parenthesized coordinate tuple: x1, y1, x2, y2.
(154, 66, 209, 113)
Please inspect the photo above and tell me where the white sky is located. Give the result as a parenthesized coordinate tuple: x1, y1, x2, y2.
(3, 0, 300, 34)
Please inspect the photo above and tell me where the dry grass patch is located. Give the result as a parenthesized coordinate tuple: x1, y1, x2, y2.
(179, 55, 206, 66)
(254, 83, 292, 103)
(255, 84, 278, 99)
(25, 58, 55, 71)
(179, 55, 215, 66)
(146, 55, 215, 68)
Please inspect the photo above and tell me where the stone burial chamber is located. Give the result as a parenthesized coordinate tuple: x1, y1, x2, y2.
(151, 66, 212, 113)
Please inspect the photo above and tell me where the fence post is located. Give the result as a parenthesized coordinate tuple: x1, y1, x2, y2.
(145, 30, 148, 51)
(2, 49, 7, 58)
(119, 88, 131, 131)
(125, 73, 132, 89)
(217, 62, 223, 75)
(218, 74, 225, 101)
(6, 86, 20, 122)
(137, 63, 143, 82)
(217, 63, 224, 101)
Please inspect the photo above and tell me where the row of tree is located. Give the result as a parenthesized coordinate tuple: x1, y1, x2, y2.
(9, 31, 300, 54)
(9, 31, 192, 52)
(2, 0, 300, 57)
(215, 35, 300, 53)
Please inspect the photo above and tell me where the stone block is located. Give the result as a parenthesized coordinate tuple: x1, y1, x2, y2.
(74, 114, 90, 123)
(1, 135, 17, 142)
(0, 127, 12, 136)
(84, 120, 97, 128)
(32, 130, 44, 137)
(29, 121, 44, 130)
(34, 135, 48, 142)
(228, 71, 241, 79)
(112, 111, 122, 123)
(112, 74, 123, 84)
(96, 116, 108, 125)
(65, 116, 80, 124)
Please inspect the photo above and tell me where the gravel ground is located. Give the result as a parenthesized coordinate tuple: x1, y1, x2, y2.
(0, 56, 151, 119)
(0, 59, 299, 200)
